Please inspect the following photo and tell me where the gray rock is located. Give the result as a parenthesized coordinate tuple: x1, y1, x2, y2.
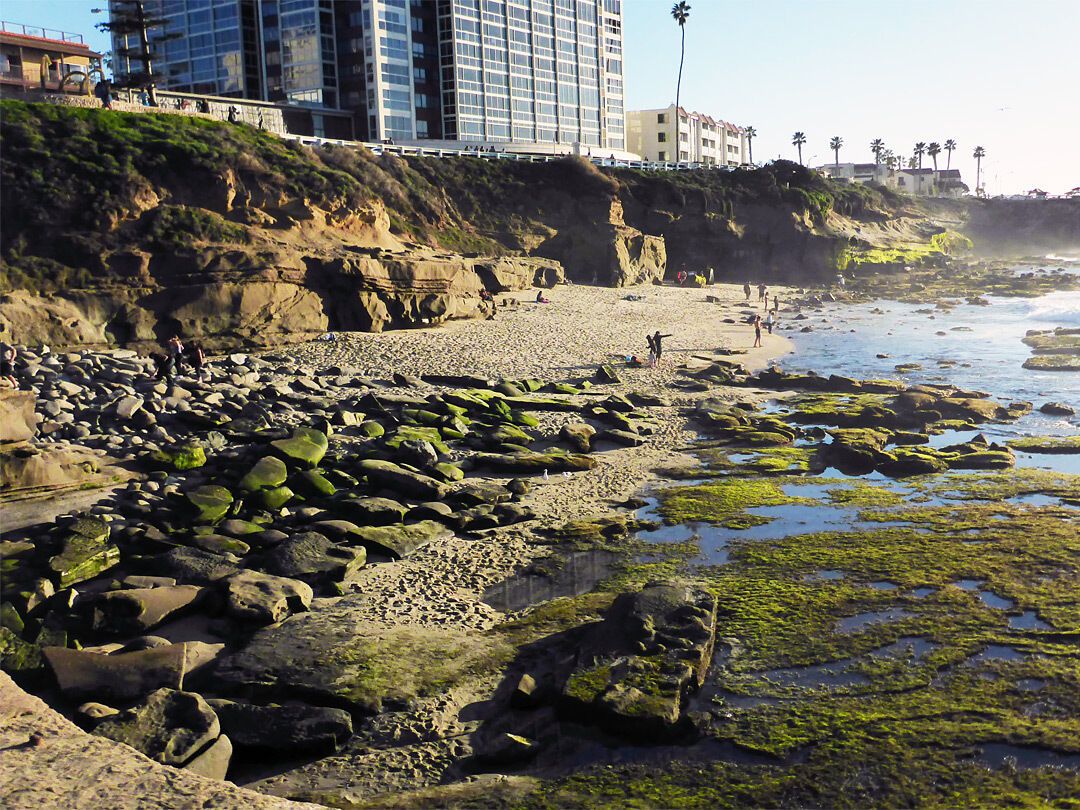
(560, 423, 596, 453)
(150, 547, 242, 584)
(114, 395, 145, 419)
(43, 643, 188, 703)
(93, 688, 220, 767)
(182, 733, 232, 780)
(92, 585, 204, 635)
(356, 459, 450, 501)
(207, 700, 353, 753)
(256, 532, 365, 587)
(338, 496, 407, 526)
(342, 520, 451, 559)
(221, 570, 313, 626)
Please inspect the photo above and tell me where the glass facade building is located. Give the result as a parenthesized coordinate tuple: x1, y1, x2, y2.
(110, 0, 624, 148)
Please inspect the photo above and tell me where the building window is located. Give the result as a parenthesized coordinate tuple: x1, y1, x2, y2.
(657, 132, 667, 143)
(413, 66, 427, 82)
(658, 151, 668, 161)
(657, 112, 666, 124)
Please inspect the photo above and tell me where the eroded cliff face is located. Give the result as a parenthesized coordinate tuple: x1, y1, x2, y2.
(957, 199, 1080, 257)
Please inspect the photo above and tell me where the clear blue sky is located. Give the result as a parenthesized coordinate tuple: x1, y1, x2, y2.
(5, 0, 1077, 194)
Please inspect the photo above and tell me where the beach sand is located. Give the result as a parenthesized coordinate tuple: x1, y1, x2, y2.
(244, 283, 794, 800)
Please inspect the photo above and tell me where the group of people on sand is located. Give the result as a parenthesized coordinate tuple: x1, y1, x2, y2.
(150, 335, 206, 384)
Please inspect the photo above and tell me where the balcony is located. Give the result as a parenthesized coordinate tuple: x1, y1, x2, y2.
(0, 21, 84, 45)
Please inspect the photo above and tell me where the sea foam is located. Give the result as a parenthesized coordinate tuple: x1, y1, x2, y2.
(1026, 291, 1080, 326)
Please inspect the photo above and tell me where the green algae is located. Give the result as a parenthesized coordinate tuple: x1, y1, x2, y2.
(1008, 436, 1080, 454)
(826, 481, 906, 507)
(658, 479, 807, 529)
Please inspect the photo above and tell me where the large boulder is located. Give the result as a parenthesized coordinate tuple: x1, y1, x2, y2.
(337, 496, 408, 526)
(93, 688, 220, 767)
(342, 520, 451, 559)
(271, 428, 328, 470)
(43, 643, 188, 703)
(355, 459, 450, 501)
(147, 547, 242, 585)
(239, 456, 289, 493)
(185, 485, 234, 523)
(91, 585, 205, 636)
(207, 699, 353, 753)
(47, 518, 120, 589)
(255, 532, 365, 587)
(0, 389, 37, 443)
(221, 570, 313, 626)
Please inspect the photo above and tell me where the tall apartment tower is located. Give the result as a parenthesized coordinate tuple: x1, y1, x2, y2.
(109, 0, 625, 149)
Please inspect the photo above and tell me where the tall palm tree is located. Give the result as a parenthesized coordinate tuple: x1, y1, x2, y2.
(870, 138, 885, 165)
(829, 136, 843, 166)
(792, 131, 806, 165)
(973, 145, 986, 194)
(944, 139, 957, 169)
(671, 3, 691, 116)
(744, 126, 756, 165)
(927, 142, 941, 172)
(884, 150, 896, 171)
(914, 141, 927, 170)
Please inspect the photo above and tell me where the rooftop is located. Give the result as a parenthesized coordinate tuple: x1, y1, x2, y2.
(0, 21, 100, 57)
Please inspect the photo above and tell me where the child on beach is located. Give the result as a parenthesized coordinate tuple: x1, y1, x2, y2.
(753, 315, 762, 348)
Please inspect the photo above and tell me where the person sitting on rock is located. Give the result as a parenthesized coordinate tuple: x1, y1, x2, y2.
(535, 290, 551, 304)
(0, 342, 18, 387)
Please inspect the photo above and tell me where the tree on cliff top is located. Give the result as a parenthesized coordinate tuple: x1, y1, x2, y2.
(671, 2, 691, 120)
(927, 142, 942, 172)
(870, 138, 885, 165)
(830, 136, 844, 166)
(744, 126, 756, 166)
(914, 141, 927, 170)
(944, 139, 958, 169)
(973, 145, 986, 195)
(94, 0, 179, 106)
(792, 132, 807, 165)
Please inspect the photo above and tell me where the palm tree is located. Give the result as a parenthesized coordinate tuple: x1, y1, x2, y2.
(870, 138, 885, 165)
(792, 131, 806, 165)
(914, 141, 927, 170)
(927, 142, 941, 172)
(829, 136, 843, 166)
(944, 139, 957, 169)
(744, 126, 756, 165)
(883, 150, 896, 171)
(973, 145, 986, 194)
(671, 2, 691, 117)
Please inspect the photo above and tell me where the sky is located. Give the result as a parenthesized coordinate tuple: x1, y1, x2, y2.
(4, 0, 1078, 195)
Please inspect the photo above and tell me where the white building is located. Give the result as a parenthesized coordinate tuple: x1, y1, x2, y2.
(627, 105, 747, 165)
(817, 163, 967, 198)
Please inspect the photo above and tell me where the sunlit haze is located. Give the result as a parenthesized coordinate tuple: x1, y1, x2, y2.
(5, 0, 1078, 194)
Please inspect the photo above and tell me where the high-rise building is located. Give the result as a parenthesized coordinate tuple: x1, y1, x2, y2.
(109, 0, 625, 149)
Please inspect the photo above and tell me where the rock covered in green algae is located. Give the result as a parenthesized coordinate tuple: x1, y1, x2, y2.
(256, 485, 294, 510)
(184, 484, 235, 523)
(0, 626, 43, 678)
(150, 442, 206, 471)
(1022, 354, 1080, 371)
(270, 427, 329, 469)
(356, 458, 450, 500)
(560, 583, 718, 739)
(1008, 435, 1080, 454)
(292, 468, 337, 496)
(472, 450, 597, 474)
(47, 517, 120, 588)
(238, 456, 288, 493)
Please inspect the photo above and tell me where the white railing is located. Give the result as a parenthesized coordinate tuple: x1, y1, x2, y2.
(281, 133, 747, 173)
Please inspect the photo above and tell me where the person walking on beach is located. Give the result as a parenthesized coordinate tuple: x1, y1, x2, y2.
(187, 341, 207, 380)
(752, 315, 762, 348)
(743, 281, 752, 302)
(765, 311, 775, 334)
(646, 333, 657, 367)
(651, 331, 673, 365)
(772, 296, 780, 313)
(758, 283, 767, 302)
(165, 335, 185, 374)
(763, 291, 770, 311)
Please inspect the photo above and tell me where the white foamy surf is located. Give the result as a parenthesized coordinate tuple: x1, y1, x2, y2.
(1026, 291, 1080, 326)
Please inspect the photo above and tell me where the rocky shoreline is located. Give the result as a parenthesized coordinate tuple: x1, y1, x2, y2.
(1, 283, 792, 808)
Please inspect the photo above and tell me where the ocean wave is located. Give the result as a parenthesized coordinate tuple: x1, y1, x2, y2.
(1046, 253, 1080, 263)
(1026, 291, 1080, 325)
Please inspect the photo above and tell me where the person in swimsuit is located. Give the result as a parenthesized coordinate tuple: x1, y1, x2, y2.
(753, 315, 762, 348)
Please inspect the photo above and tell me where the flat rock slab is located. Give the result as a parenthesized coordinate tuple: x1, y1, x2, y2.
(222, 570, 313, 626)
(356, 459, 450, 501)
(256, 532, 365, 586)
(43, 643, 188, 703)
(0, 672, 320, 810)
(92, 585, 205, 635)
(93, 688, 220, 767)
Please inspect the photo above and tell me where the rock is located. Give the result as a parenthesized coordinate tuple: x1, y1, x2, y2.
(256, 532, 365, 587)
(472, 451, 597, 474)
(149, 547, 243, 584)
(257, 485, 294, 510)
(560, 423, 596, 453)
(47, 518, 120, 588)
(0, 626, 43, 678)
(221, 570, 313, 626)
(452, 481, 513, 506)
(113, 395, 144, 419)
(150, 443, 206, 471)
(191, 533, 251, 556)
(207, 699, 353, 753)
(600, 428, 645, 447)
(293, 469, 336, 497)
(595, 364, 622, 384)
(270, 428, 328, 469)
(1040, 402, 1075, 416)
(342, 520, 452, 559)
(406, 501, 455, 522)
(356, 459, 450, 501)
(185, 485, 234, 523)
(43, 644, 188, 703)
(92, 585, 204, 635)
(76, 701, 120, 724)
(93, 688, 220, 767)
(183, 733, 232, 780)
(358, 420, 385, 438)
(511, 673, 543, 708)
(239, 456, 289, 493)
(0, 390, 37, 443)
(339, 496, 408, 526)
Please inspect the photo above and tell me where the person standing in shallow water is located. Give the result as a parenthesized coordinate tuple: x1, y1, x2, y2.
(752, 315, 762, 348)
